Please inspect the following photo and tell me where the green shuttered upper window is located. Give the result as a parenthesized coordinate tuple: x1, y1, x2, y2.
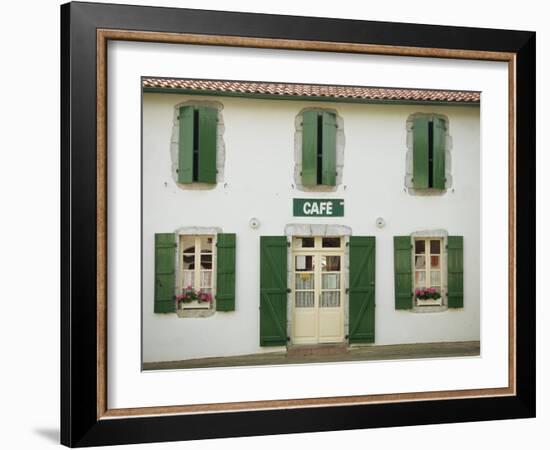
(178, 106, 218, 184)
(412, 116, 447, 190)
(302, 111, 337, 187)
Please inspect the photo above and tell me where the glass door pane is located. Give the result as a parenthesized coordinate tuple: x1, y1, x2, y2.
(320, 255, 341, 308)
(295, 255, 315, 308)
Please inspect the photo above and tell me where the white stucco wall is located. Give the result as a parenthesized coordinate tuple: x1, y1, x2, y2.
(142, 93, 480, 363)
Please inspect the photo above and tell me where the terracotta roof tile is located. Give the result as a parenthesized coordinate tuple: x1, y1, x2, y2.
(142, 78, 480, 104)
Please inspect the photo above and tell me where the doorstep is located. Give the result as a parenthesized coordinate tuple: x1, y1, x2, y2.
(287, 343, 348, 358)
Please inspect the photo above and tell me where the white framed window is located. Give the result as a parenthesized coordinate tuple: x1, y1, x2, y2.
(414, 237, 444, 306)
(179, 235, 216, 310)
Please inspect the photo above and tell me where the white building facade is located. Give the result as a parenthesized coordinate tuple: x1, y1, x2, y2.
(142, 78, 480, 364)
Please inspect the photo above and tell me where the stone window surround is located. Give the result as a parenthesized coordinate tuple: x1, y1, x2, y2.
(174, 226, 222, 318)
(170, 100, 226, 190)
(409, 229, 449, 313)
(405, 113, 453, 196)
(293, 107, 346, 192)
(284, 224, 352, 340)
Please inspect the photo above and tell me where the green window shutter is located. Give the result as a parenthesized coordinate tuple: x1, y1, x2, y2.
(349, 236, 376, 343)
(321, 111, 337, 186)
(447, 236, 464, 308)
(178, 106, 194, 184)
(432, 117, 446, 189)
(412, 116, 429, 189)
(259, 236, 288, 346)
(301, 111, 318, 187)
(197, 106, 218, 184)
(154, 233, 176, 313)
(216, 233, 236, 311)
(394, 236, 413, 310)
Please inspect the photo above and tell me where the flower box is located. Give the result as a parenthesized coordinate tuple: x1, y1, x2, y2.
(176, 286, 213, 311)
(416, 298, 443, 306)
(179, 300, 211, 310)
(415, 287, 442, 306)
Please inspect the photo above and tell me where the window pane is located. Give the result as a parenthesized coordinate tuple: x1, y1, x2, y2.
(322, 273, 340, 289)
(415, 256, 426, 269)
(415, 271, 426, 287)
(200, 271, 212, 287)
(321, 255, 341, 271)
(295, 273, 314, 290)
(430, 240, 441, 254)
(200, 236, 213, 253)
(296, 291, 314, 308)
(182, 236, 195, 254)
(183, 270, 194, 288)
(295, 255, 314, 271)
(415, 240, 425, 254)
(295, 237, 314, 248)
(431, 255, 440, 269)
(200, 254, 212, 269)
(430, 270, 441, 287)
(322, 237, 341, 248)
(320, 291, 340, 307)
(182, 254, 195, 270)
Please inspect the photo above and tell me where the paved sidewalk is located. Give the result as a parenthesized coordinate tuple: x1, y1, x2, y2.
(143, 341, 480, 370)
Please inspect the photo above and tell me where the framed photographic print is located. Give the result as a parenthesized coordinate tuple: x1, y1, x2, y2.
(60, 1, 536, 447)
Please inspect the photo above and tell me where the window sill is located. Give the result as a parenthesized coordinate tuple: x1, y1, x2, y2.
(176, 182, 217, 191)
(298, 184, 339, 192)
(406, 187, 448, 196)
(411, 305, 448, 313)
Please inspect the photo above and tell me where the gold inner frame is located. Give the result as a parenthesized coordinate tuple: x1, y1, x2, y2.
(96, 29, 516, 420)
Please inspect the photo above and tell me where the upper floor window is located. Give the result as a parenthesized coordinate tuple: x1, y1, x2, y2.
(301, 110, 338, 187)
(177, 105, 218, 184)
(411, 115, 447, 190)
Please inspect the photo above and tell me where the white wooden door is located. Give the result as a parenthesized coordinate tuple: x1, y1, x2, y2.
(291, 237, 345, 345)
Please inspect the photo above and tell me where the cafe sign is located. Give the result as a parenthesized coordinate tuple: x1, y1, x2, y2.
(293, 198, 344, 217)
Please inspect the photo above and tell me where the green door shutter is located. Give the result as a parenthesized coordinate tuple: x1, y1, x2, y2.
(197, 106, 218, 184)
(154, 233, 176, 313)
(302, 111, 318, 187)
(322, 111, 337, 186)
(447, 236, 464, 308)
(216, 233, 236, 311)
(178, 106, 194, 184)
(413, 116, 429, 189)
(432, 117, 446, 189)
(349, 236, 376, 343)
(259, 236, 288, 346)
(394, 236, 413, 310)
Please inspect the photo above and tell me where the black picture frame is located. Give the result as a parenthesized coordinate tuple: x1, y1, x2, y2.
(61, 1, 535, 447)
